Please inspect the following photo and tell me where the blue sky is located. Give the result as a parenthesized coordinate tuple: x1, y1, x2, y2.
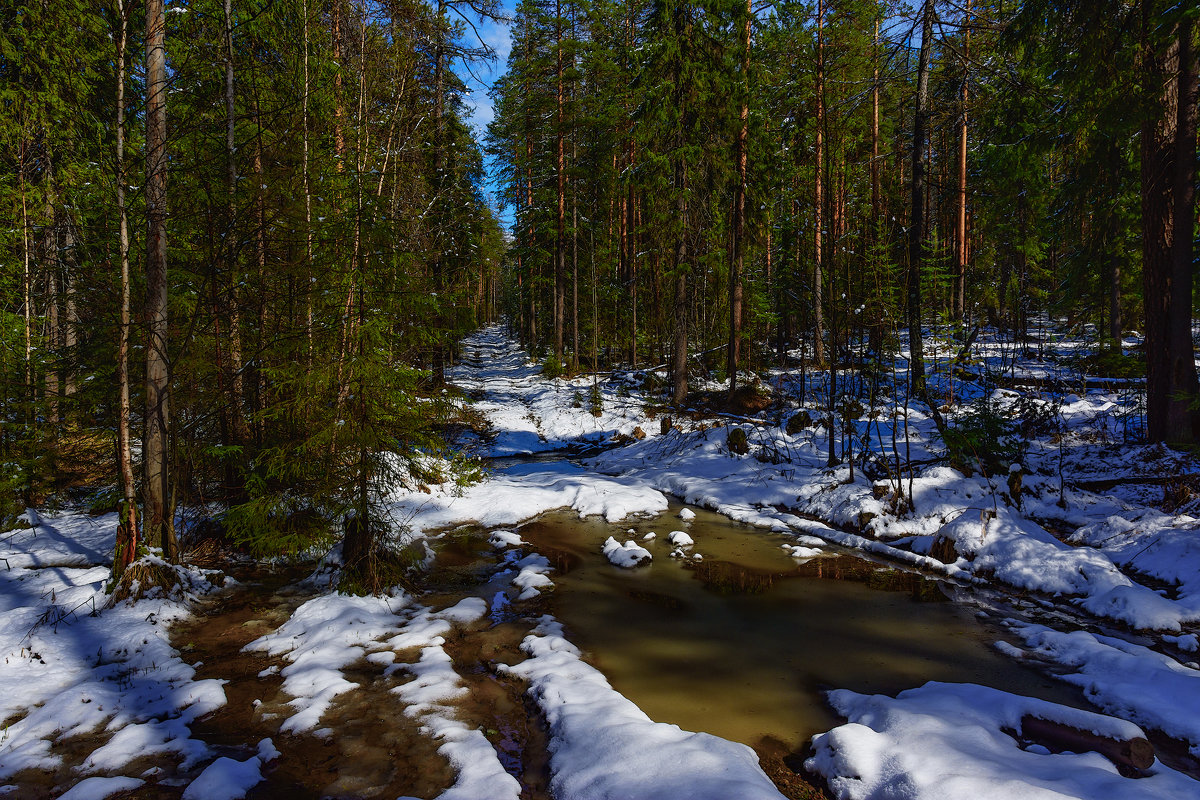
(457, 1, 516, 228)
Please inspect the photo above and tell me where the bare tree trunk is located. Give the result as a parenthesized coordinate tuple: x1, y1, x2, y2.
(1142, 14, 1199, 444)
(303, 0, 314, 362)
(44, 207, 59, 426)
(114, 0, 138, 576)
(222, 0, 248, 459)
(145, 0, 176, 559)
(1108, 252, 1122, 340)
(554, 0, 566, 364)
(431, 0, 447, 383)
(907, 0, 943, 429)
(813, 0, 826, 367)
(954, 0, 970, 325)
(871, 16, 880, 225)
(727, 0, 750, 397)
(20, 171, 32, 410)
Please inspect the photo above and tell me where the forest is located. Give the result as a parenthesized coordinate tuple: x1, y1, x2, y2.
(1, 0, 1199, 797)
(3, 0, 1196, 563)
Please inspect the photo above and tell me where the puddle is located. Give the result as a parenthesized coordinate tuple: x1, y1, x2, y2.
(514, 506, 1091, 753)
(172, 563, 458, 799)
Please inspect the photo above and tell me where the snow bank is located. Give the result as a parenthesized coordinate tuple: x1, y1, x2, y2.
(244, 592, 410, 733)
(503, 618, 787, 800)
(511, 554, 554, 600)
(0, 512, 225, 782)
(182, 755, 263, 800)
(1010, 623, 1200, 754)
(448, 326, 649, 456)
(935, 507, 1184, 630)
(390, 598, 521, 800)
(808, 682, 1199, 800)
(388, 460, 669, 539)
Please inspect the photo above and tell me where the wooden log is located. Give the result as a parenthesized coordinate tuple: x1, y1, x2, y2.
(1020, 714, 1155, 771)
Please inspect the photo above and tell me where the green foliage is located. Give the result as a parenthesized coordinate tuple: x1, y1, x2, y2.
(1072, 344, 1145, 380)
(589, 382, 604, 417)
(943, 397, 1027, 478)
(542, 355, 564, 380)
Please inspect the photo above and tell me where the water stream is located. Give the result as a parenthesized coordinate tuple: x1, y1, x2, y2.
(496, 504, 1089, 754)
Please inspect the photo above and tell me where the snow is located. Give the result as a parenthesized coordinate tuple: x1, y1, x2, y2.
(601, 536, 652, 568)
(667, 530, 694, 547)
(244, 591, 411, 734)
(181, 755, 263, 800)
(488, 529, 525, 549)
(808, 682, 1198, 800)
(1009, 623, 1200, 755)
(511, 553, 554, 600)
(503, 617, 788, 800)
(448, 326, 650, 456)
(0, 512, 225, 783)
(386, 460, 669, 536)
(391, 598, 521, 800)
(56, 776, 145, 800)
(10, 323, 1200, 797)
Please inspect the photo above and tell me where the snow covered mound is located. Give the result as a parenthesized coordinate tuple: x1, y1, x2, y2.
(602, 536, 652, 568)
(808, 682, 1199, 800)
(504, 618, 788, 800)
(0, 511, 226, 786)
(1009, 622, 1200, 756)
(667, 530, 694, 547)
(244, 591, 412, 734)
(511, 554, 555, 600)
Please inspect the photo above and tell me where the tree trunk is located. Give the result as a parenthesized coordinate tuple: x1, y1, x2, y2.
(145, 0, 176, 559)
(1142, 14, 1199, 444)
(672, 149, 689, 405)
(954, 0, 970, 325)
(727, 0, 750, 397)
(907, 0, 943, 428)
(114, 0, 138, 576)
(554, 0, 566, 365)
(813, 0, 827, 367)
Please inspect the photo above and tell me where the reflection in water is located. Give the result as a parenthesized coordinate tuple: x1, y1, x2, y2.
(513, 506, 1088, 752)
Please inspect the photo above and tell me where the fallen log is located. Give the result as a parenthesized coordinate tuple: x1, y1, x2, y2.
(1019, 714, 1155, 772)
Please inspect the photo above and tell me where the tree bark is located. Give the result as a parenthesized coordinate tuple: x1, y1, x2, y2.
(954, 0, 970, 325)
(727, 0, 750, 396)
(1141, 13, 1199, 444)
(554, 0, 566, 365)
(907, 0, 943, 428)
(813, 0, 826, 367)
(145, 0, 176, 559)
(114, 0, 138, 576)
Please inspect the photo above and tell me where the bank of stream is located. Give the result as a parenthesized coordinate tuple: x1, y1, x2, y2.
(165, 495, 1123, 798)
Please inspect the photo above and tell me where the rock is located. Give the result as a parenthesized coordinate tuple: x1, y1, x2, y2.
(727, 427, 749, 455)
(667, 530, 694, 547)
(786, 410, 812, 436)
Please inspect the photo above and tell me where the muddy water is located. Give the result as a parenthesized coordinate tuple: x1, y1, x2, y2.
(515, 505, 1087, 753)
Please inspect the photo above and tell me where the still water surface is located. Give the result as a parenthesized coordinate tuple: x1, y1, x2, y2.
(511, 505, 1086, 751)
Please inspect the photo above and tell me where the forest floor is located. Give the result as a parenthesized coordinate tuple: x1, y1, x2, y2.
(4, 324, 1200, 799)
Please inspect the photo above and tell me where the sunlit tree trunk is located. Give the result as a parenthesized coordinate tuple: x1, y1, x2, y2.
(727, 0, 750, 396)
(145, 0, 176, 559)
(114, 0, 138, 576)
(813, 0, 826, 367)
(906, 0, 943, 429)
(954, 0, 970, 325)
